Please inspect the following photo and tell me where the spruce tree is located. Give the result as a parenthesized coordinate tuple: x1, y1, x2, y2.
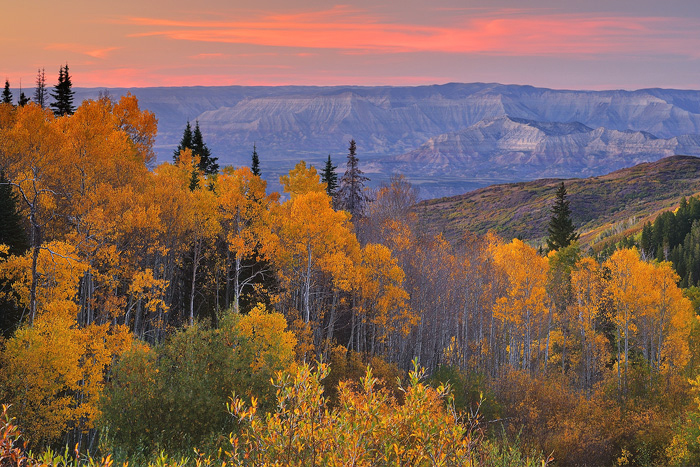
(321, 154, 338, 201)
(192, 121, 218, 175)
(18, 92, 29, 106)
(50, 64, 75, 116)
(174, 121, 194, 163)
(2, 80, 12, 104)
(338, 139, 369, 217)
(546, 182, 579, 251)
(251, 143, 261, 176)
(34, 68, 47, 109)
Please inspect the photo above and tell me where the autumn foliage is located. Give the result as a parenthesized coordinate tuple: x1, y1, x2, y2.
(1, 97, 699, 466)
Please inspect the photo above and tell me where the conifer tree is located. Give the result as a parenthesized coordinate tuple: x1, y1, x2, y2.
(50, 64, 75, 116)
(546, 182, 579, 251)
(174, 121, 194, 163)
(192, 121, 218, 175)
(2, 80, 12, 104)
(321, 154, 338, 201)
(251, 143, 261, 176)
(34, 68, 47, 109)
(18, 92, 29, 106)
(338, 139, 369, 217)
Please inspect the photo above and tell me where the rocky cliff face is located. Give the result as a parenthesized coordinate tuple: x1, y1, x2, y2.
(74, 83, 700, 198)
(384, 116, 700, 182)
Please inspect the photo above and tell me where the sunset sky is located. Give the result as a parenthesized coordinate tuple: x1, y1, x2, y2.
(3, 0, 700, 90)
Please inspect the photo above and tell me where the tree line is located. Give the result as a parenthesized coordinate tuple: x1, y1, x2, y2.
(3, 64, 75, 115)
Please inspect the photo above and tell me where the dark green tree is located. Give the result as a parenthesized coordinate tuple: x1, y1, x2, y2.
(173, 121, 194, 163)
(251, 143, 261, 176)
(192, 121, 218, 175)
(338, 139, 369, 217)
(321, 154, 338, 201)
(0, 170, 29, 337)
(2, 80, 12, 105)
(0, 171, 29, 256)
(546, 182, 579, 252)
(34, 68, 47, 109)
(50, 64, 75, 116)
(18, 92, 29, 107)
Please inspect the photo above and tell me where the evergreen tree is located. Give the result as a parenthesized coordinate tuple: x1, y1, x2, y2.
(18, 91, 29, 107)
(0, 170, 29, 337)
(2, 80, 12, 105)
(50, 64, 75, 116)
(34, 68, 47, 109)
(546, 182, 579, 251)
(174, 121, 194, 163)
(192, 121, 218, 175)
(337, 139, 369, 217)
(321, 154, 338, 201)
(251, 143, 261, 176)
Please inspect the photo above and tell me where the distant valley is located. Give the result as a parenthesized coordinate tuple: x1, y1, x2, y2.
(74, 83, 700, 198)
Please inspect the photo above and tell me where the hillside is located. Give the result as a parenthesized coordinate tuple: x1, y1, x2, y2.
(414, 155, 700, 246)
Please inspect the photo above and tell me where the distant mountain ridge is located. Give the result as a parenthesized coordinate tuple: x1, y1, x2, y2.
(380, 115, 700, 183)
(414, 155, 700, 246)
(72, 83, 700, 197)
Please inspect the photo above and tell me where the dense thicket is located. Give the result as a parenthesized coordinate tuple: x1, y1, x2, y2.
(1, 98, 699, 466)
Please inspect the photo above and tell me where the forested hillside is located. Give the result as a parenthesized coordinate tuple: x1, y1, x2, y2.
(2, 98, 700, 467)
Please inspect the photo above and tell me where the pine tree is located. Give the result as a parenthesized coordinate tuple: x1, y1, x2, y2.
(174, 121, 194, 163)
(34, 68, 47, 109)
(50, 64, 75, 116)
(251, 143, 261, 176)
(18, 80, 30, 107)
(321, 154, 338, 201)
(546, 182, 579, 251)
(18, 92, 29, 106)
(192, 121, 218, 175)
(338, 139, 369, 217)
(2, 80, 13, 104)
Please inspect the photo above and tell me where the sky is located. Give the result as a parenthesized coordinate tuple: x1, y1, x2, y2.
(3, 0, 700, 90)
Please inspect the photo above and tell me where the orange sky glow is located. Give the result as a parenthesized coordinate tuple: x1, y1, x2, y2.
(2, 1, 700, 89)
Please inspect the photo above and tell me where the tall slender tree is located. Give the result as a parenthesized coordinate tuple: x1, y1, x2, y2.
(18, 80, 30, 107)
(34, 68, 47, 109)
(192, 121, 218, 175)
(50, 64, 75, 116)
(174, 121, 194, 163)
(546, 182, 579, 251)
(251, 143, 261, 176)
(338, 139, 369, 218)
(2, 80, 12, 104)
(321, 154, 338, 202)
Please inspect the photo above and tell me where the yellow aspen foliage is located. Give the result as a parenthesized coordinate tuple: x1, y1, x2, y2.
(0, 240, 86, 320)
(272, 165, 359, 326)
(236, 303, 297, 374)
(217, 167, 278, 312)
(355, 243, 414, 342)
(0, 313, 132, 448)
(279, 160, 325, 197)
(490, 238, 549, 372)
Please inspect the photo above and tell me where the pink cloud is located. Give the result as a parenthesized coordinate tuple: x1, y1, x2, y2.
(124, 9, 700, 58)
(45, 43, 121, 59)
